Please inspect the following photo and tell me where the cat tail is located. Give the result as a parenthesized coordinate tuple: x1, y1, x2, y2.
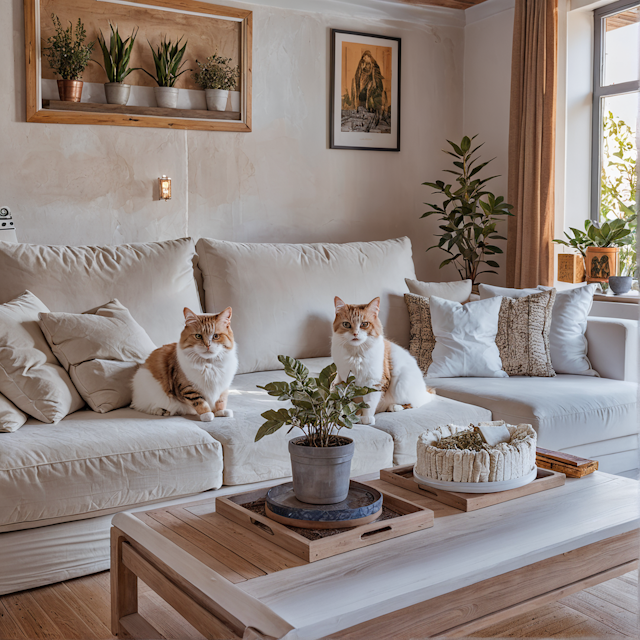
(426, 385, 437, 396)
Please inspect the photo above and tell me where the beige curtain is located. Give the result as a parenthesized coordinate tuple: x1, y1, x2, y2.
(506, 0, 558, 288)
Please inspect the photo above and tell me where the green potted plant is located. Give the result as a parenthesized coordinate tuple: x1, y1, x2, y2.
(141, 36, 190, 109)
(255, 356, 376, 504)
(421, 135, 513, 286)
(192, 54, 239, 111)
(43, 15, 94, 102)
(96, 24, 141, 106)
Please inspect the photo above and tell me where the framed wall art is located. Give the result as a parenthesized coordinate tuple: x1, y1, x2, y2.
(24, 0, 252, 131)
(330, 29, 401, 151)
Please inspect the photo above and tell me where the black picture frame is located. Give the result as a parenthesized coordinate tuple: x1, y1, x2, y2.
(330, 29, 401, 152)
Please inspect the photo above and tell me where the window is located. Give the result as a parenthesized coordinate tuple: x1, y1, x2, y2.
(592, 0, 639, 277)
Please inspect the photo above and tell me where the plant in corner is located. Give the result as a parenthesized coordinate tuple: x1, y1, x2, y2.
(96, 24, 141, 106)
(421, 135, 513, 285)
(43, 14, 94, 103)
(255, 356, 376, 505)
(193, 54, 240, 112)
(141, 36, 190, 109)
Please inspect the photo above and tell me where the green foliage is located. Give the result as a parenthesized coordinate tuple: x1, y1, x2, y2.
(96, 24, 140, 84)
(553, 217, 634, 256)
(600, 111, 637, 277)
(421, 135, 513, 284)
(142, 36, 190, 87)
(192, 54, 239, 91)
(254, 356, 377, 447)
(44, 15, 94, 81)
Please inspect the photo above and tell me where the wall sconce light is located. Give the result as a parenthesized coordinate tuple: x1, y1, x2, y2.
(158, 175, 172, 201)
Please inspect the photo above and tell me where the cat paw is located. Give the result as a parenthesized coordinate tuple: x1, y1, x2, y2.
(359, 415, 375, 425)
(214, 409, 234, 418)
(199, 412, 214, 422)
(152, 408, 171, 416)
(390, 404, 405, 412)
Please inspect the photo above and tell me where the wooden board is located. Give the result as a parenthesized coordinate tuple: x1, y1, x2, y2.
(216, 484, 434, 562)
(380, 465, 565, 512)
(536, 448, 599, 478)
(42, 100, 241, 121)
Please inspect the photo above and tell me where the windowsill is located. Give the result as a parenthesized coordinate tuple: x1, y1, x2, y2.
(593, 291, 639, 304)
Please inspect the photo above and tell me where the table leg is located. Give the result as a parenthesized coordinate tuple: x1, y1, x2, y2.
(111, 527, 139, 637)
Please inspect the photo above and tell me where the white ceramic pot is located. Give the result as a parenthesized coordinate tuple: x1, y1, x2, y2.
(105, 83, 131, 106)
(154, 87, 179, 109)
(205, 89, 229, 111)
(229, 90, 240, 112)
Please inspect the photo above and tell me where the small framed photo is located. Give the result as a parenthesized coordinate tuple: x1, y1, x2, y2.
(330, 29, 401, 151)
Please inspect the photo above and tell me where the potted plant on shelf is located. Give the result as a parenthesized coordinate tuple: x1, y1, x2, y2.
(43, 14, 94, 102)
(96, 24, 141, 106)
(255, 356, 376, 505)
(141, 36, 190, 109)
(421, 135, 513, 287)
(192, 54, 240, 111)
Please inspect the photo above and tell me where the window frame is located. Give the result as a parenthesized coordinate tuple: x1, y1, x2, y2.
(590, 0, 640, 222)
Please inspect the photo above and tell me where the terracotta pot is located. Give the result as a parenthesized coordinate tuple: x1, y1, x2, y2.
(57, 80, 83, 102)
(585, 246, 619, 283)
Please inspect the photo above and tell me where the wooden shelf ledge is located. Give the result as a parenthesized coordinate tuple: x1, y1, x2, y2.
(42, 100, 241, 121)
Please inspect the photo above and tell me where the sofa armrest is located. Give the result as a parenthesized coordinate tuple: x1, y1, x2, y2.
(586, 316, 638, 382)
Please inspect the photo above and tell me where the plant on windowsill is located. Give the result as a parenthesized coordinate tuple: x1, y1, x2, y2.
(96, 24, 141, 106)
(255, 356, 376, 505)
(421, 135, 513, 286)
(193, 54, 240, 112)
(43, 14, 94, 103)
(141, 36, 190, 109)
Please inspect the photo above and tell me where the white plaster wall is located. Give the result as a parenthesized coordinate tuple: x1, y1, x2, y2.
(463, 0, 515, 285)
(0, 0, 465, 282)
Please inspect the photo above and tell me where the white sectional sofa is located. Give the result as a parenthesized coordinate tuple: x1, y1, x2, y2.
(0, 236, 636, 594)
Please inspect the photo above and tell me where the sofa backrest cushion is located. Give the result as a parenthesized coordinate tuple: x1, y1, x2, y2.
(0, 238, 202, 347)
(196, 237, 416, 373)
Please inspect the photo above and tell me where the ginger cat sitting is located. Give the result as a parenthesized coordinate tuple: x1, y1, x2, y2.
(131, 307, 237, 422)
(331, 296, 434, 425)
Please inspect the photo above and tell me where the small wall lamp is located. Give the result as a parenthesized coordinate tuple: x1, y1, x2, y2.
(159, 175, 172, 201)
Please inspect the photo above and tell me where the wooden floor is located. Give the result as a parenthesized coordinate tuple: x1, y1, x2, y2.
(0, 569, 636, 639)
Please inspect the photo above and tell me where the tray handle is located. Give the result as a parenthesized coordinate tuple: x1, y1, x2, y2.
(360, 525, 392, 540)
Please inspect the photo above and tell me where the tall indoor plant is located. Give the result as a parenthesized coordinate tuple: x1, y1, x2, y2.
(142, 36, 190, 109)
(193, 54, 239, 111)
(43, 15, 94, 102)
(255, 356, 375, 504)
(96, 24, 141, 106)
(421, 135, 513, 285)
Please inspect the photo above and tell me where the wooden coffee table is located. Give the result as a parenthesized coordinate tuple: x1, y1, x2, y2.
(111, 471, 639, 639)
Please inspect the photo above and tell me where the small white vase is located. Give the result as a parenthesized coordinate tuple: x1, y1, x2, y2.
(105, 82, 131, 106)
(154, 86, 179, 109)
(229, 90, 240, 112)
(205, 89, 229, 111)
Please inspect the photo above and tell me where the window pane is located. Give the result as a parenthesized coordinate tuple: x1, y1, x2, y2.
(600, 93, 638, 276)
(603, 7, 640, 86)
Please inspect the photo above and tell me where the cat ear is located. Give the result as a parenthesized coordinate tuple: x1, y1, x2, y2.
(218, 307, 232, 328)
(334, 296, 346, 313)
(366, 297, 381, 318)
(184, 308, 199, 326)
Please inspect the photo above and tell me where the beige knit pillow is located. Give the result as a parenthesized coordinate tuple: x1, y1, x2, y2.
(39, 300, 156, 413)
(496, 289, 556, 377)
(405, 293, 436, 374)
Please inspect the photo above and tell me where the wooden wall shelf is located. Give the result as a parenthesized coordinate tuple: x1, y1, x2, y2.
(42, 100, 242, 121)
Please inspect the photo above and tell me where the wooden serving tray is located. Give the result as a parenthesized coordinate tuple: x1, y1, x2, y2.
(380, 465, 565, 512)
(216, 484, 434, 562)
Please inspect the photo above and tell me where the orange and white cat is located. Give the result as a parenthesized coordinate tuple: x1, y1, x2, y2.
(331, 296, 434, 425)
(131, 307, 238, 422)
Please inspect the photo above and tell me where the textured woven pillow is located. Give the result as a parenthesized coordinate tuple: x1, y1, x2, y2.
(39, 300, 156, 413)
(496, 289, 556, 377)
(405, 293, 436, 374)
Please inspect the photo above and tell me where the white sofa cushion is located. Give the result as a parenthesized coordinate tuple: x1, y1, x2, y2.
(0, 409, 223, 532)
(199, 358, 395, 484)
(426, 375, 637, 452)
(405, 278, 472, 303)
(196, 237, 416, 373)
(0, 238, 202, 347)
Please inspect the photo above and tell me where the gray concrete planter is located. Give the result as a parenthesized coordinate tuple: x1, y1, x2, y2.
(608, 275, 632, 295)
(289, 436, 354, 505)
(205, 89, 229, 111)
(154, 87, 179, 109)
(105, 83, 131, 106)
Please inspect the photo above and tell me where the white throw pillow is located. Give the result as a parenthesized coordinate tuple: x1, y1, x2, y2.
(0, 393, 27, 433)
(479, 283, 598, 376)
(405, 278, 472, 303)
(427, 296, 508, 378)
(0, 291, 84, 423)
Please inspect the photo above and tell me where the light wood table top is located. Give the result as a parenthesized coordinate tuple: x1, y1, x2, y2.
(111, 471, 639, 639)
